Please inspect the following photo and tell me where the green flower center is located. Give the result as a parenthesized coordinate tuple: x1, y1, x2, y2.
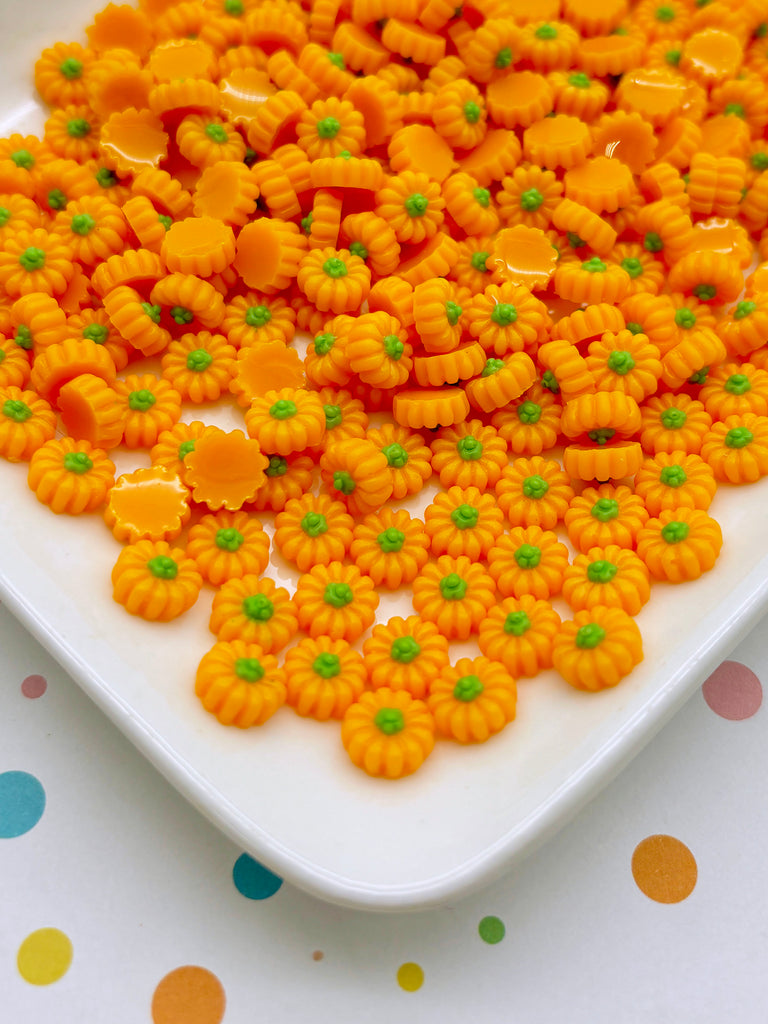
(665, 48, 682, 65)
(301, 213, 313, 234)
(439, 572, 468, 600)
(587, 428, 616, 445)
(0, 206, 10, 228)
(750, 153, 768, 172)
(490, 303, 518, 326)
(269, 399, 297, 420)
(383, 334, 404, 360)
(324, 582, 353, 608)
(95, 167, 117, 188)
(313, 332, 335, 355)
(504, 610, 530, 636)
(451, 503, 479, 530)
(187, 348, 213, 371)
(169, 306, 194, 326)
(313, 652, 341, 678)
(47, 189, 67, 211)
(265, 455, 287, 476)
(321, 405, 341, 431)
(404, 193, 428, 217)
(390, 636, 421, 663)
(568, 72, 591, 88)
(147, 555, 178, 580)
(522, 474, 549, 499)
(655, 5, 675, 21)
(453, 674, 484, 701)
(225, 0, 245, 15)
(472, 186, 490, 208)
(128, 389, 156, 412)
(349, 240, 367, 260)
(374, 707, 405, 735)
(591, 497, 619, 521)
(644, 232, 663, 253)
(725, 373, 751, 395)
(517, 400, 542, 424)
(382, 442, 408, 468)
(520, 187, 544, 211)
(11, 149, 34, 169)
(301, 511, 328, 537)
(158, 214, 173, 231)
(242, 594, 274, 621)
(378, 527, 405, 552)
(693, 284, 716, 301)
(725, 103, 745, 119)
(2, 398, 32, 422)
(514, 543, 541, 569)
(607, 350, 635, 375)
(316, 116, 341, 139)
(59, 57, 83, 79)
(626, 321, 644, 335)
(660, 464, 687, 487)
(457, 435, 483, 460)
(482, 358, 504, 376)
(495, 46, 512, 68)
(67, 118, 91, 138)
(470, 250, 489, 271)
(83, 323, 108, 343)
(567, 232, 586, 249)
(576, 623, 606, 649)
(734, 301, 756, 320)
(582, 257, 607, 273)
(620, 257, 643, 279)
(216, 527, 244, 551)
(205, 123, 229, 144)
(19, 247, 46, 271)
(178, 439, 196, 459)
(141, 302, 162, 324)
(725, 427, 753, 448)
(535, 23, 558, 38)
(688, 366, 709, 385)
(327, 51, 346, 69)
(235, 657, 264, 682)
(14, 326, 33, 350)
(445, 301, 463, 326)
(587, 559, 618, 583)
(323, 257, 347, 278)
(333, 470, 355, 495)
(660, 406, 686, 429)
(541, 370, 559, 392)
(464, 101, 482, 124)
(63, 451, 93, 474)
(661, 520, 690, 543)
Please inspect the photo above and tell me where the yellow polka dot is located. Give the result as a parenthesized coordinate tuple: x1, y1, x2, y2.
(17, 928, 73, 986)
(397, 962, 424, 992)
(632, 834, 697, 903)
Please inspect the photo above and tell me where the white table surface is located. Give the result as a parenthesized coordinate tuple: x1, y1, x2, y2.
(2, 596, 766, 1023)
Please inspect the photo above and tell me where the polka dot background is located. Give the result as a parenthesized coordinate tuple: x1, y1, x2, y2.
(2, 598, 767, 1021)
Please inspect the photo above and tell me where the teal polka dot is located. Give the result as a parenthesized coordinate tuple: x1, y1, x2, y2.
(0, 771, 45, 837)
(478, 915, 505, 944)
(233, 853, 283, 900)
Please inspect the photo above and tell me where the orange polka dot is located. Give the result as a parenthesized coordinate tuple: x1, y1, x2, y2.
(151, 966, 226, 1024)
(631, 834, 697, 904)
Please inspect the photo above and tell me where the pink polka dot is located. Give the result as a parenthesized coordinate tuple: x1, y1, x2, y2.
(21, 675, 47, 699)
(702, 661, 762, 721)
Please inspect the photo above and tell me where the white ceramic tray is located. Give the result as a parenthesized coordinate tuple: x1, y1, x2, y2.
(3, 0, 768, 911)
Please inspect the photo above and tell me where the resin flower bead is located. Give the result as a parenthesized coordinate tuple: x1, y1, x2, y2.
(491, 382, 562, 456)
(294, 561, 379, 642)
(0, 386, 57, 462)
(633, 452, 717, 515)
(341, 688, 436, 779)
(700, 414, 768, 484)
(112, 539, 203, 622)
(27, 437, 115, 514)
(639, 392, 713, 456)
(636, 508, 723, 582)
(361, 616, 451, 699)
(486, 526, 570, 600)
(244, 387, 326, 456)
(248, 453, 315, 513)
(584, 330, 663, 403)
(374, 170, 445, 245)
(183, 427, 269, 511)
(160, 331, 237, 403)
(495, 456, 574, 529)
(195, 640, 286, 728)
(478, 595, 562, 677)
(561, 545, 651, 616)
(296, 246, 371, 315)
(274, 493, 354, 572)
(314, 387, 368, 445)
(465, 282, 550, 357)
(209, 575, 299, 654)
(284, 636, 368, 721)
(113, 374, 182, 449)
(427, 656, 517, 744)
(563, 484, 649, 553)
(366, 422, 433, 500)
(430, 419, 508, 490)
(412, 555, 496, 641)
(349, 508, 430, 589)
(698, 363, 768, 421)
(346, 311, 413, 389)
(319, 437, 393, 517)
(552, 606, 644, 691)
(186, 510, 270, 586)
(424, 485, 505, 560)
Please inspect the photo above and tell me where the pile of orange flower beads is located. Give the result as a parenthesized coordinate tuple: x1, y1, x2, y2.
(2, 0, 768, 779)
